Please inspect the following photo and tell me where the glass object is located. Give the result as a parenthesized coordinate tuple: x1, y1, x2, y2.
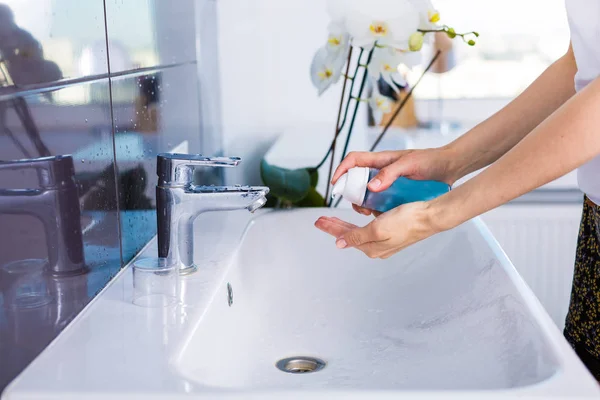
(132, 258, 179, 308)
(1, 259, 52, 310)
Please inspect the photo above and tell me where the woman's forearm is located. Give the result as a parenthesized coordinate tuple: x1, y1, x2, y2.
(432, 75, 600, 230)
(445, 44, 577, 181)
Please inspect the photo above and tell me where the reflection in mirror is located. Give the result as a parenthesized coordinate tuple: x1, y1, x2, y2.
(0, 257, 89, 390)
(0, 155, 85, 275)
(0, 3, 65, 159)
(0, 0, 217, 392)
(0, 70, 121, 394)
(0, 3, 62, 86)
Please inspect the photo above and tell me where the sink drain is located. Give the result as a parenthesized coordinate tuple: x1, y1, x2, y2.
(275, 357, 326, 374)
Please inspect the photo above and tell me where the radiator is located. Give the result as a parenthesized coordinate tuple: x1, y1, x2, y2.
(481, 203, 583, 330)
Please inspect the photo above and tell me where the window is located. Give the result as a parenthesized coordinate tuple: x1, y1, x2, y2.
(410, 0, 571, 100)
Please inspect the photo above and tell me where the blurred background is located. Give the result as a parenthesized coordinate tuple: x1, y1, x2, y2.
(0, 0, 576, 393)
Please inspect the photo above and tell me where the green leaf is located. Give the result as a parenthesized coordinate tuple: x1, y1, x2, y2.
(308, 168, 319, 188)
(263, 194, 279, 208)
(294, 187, 325, 207)
(260, 159, 311, 202)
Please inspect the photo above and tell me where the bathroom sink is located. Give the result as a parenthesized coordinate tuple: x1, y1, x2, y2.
(173, 209, 575, 392)
(4, 209, 599, 399)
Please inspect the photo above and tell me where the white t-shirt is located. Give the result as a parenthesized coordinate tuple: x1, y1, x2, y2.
(565, 0, 600, 203)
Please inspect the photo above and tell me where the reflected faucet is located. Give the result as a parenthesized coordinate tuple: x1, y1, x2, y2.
(156, 153, 269, 275)
(0, 155, 85, 275)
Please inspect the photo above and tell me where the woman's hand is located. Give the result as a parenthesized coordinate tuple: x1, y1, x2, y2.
(314, 201, 446, 259)
(332, 147, 460, 216)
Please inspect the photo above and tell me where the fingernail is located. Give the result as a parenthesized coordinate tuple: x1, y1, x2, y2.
(336, 239, 347, 249)
(369, 179, 381, 189)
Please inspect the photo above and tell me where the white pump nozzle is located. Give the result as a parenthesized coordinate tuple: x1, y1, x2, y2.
(331, 173, 347, 200)
(329, 167, 369, 206)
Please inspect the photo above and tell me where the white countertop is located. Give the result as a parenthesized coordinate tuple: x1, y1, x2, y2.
(4, 207, 600, 399)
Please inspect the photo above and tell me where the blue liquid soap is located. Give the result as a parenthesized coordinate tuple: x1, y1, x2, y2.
(331, 167, 450, 213)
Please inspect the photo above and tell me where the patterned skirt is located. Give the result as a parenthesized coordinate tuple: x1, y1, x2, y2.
(564, 196, 600, 380)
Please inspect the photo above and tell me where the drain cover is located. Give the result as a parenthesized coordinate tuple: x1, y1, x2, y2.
(275, 357, 326, 374)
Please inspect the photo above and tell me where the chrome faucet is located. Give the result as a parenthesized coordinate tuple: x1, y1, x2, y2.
(0, 155, 86, 276)
(156, 153, 269, 275)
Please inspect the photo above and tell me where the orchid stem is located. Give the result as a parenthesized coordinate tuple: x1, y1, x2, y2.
(418, 27, 479, 43)
(338, 46, 376, 167)
(319, 47, 354, 205)
(321, 47, 368, 206)
(314, 47, 364, 171)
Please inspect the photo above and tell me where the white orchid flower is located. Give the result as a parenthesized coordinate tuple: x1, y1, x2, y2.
(392, 47, 422, 69)
(408, 0, 441, 31)
(310, 46, 346, 95)
(327, 0, 420, 50)
(368, 47, 406, 89)
(324, 19, 351, 74)
(369, 85, 394, 125)
(368, 47, 420, 90)
(326, 20, 350, 56)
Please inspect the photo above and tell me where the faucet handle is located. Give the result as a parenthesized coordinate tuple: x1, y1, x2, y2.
(0, 155, 75, 187)
(157, 153, 241, 186)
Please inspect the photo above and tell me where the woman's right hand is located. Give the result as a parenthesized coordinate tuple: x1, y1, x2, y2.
(331, 147, 460, 216)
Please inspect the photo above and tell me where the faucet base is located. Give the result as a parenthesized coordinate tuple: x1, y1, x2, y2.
(179, 264, 198, 276)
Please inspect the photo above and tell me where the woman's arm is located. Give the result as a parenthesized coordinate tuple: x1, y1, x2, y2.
(316, 74, 600, 258)
(329, 45, 578, 195)
(444, 44, 577, 181)
(432, 74, 600, 231)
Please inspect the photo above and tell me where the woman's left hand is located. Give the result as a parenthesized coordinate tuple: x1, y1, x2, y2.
(314, 201, 443, 259)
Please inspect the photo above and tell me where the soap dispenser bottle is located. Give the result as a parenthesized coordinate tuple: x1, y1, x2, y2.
(331, 167, 450, 213)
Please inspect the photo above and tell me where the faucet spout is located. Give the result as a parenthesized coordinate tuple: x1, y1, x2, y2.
(155, 154, 270, 274)
(185, 184, 269, 213)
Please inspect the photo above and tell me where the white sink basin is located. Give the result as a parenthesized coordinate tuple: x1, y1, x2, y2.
(4, 209, 599, 399)
(175, 209, 562, 391)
